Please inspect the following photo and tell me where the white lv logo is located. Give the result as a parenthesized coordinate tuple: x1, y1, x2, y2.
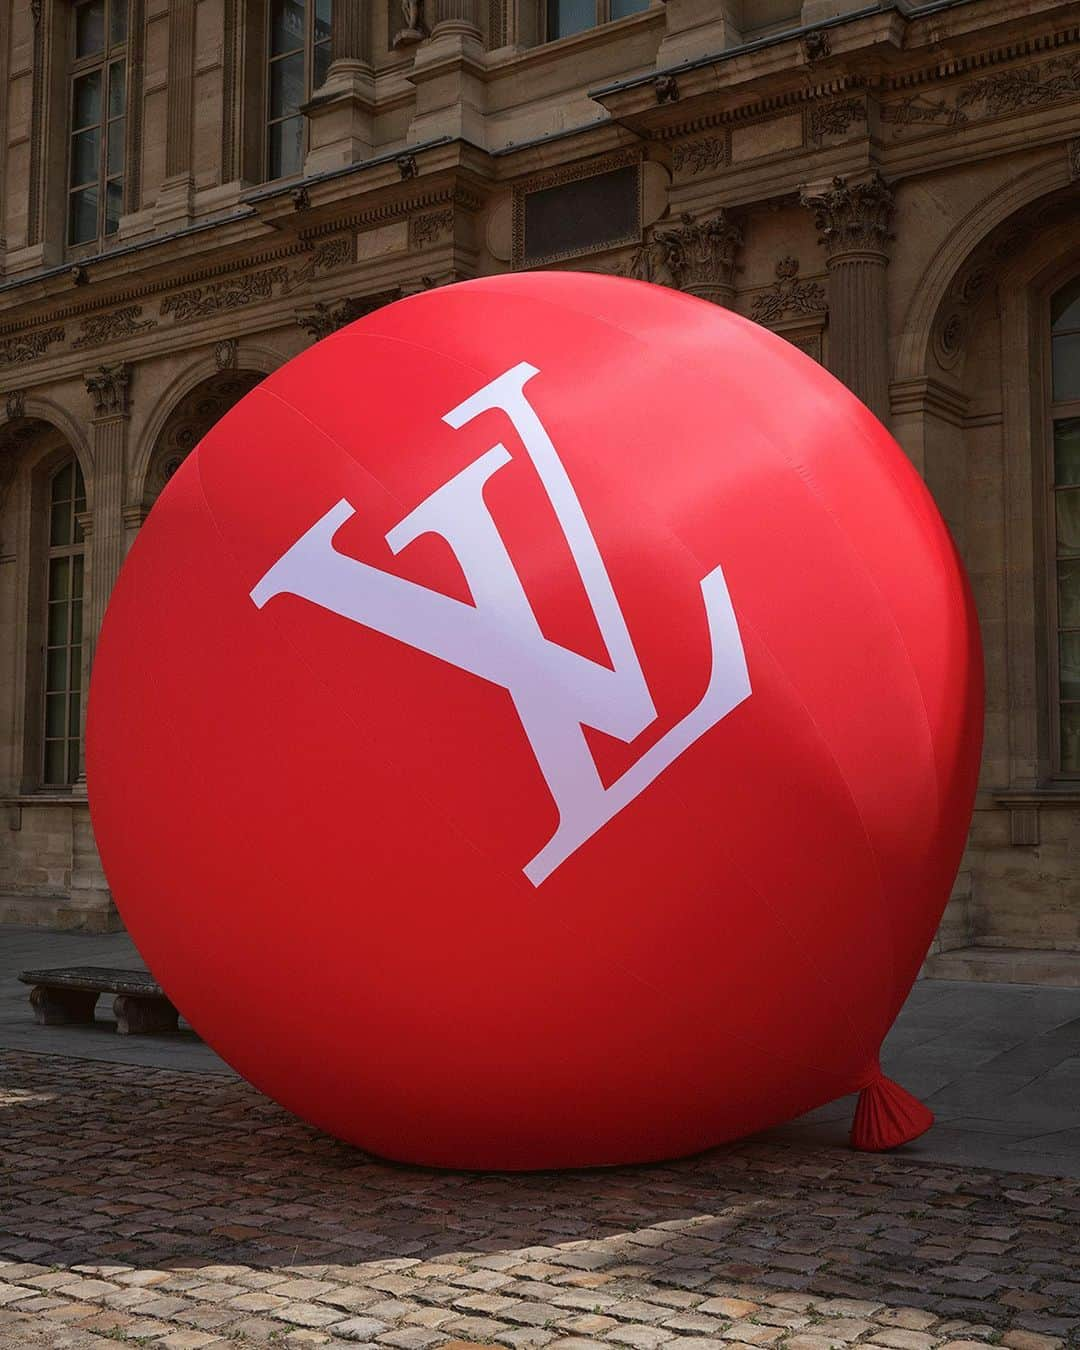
(251, 363, 751, 885)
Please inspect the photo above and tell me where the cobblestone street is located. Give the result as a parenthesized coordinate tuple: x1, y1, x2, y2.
(1, 1049, 1078, 1350)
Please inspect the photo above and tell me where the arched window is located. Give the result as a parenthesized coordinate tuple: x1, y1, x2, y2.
(266, 0, 332, 180)
(42, 459, 87, 787)
(1049, 276, 1080, 773)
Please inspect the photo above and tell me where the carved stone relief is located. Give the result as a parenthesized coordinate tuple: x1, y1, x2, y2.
(671, 135, 728, 177)
(750, 258, 827, 325)
(806, 98, 866, 146)
(628, 210, 742, 303)
(881, 53, 1080, 137)
(801, 171, 895, 259)
(409, 208, 454, 249)
(0, 328, 65, 367)
(72, 305, 156, 350)
(84, 363, 132, 418)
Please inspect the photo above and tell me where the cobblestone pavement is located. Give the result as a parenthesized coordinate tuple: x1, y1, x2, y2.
(1, 1051, 1078, 1350)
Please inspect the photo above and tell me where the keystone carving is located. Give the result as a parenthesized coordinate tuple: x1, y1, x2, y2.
(4, 390, 25, 421)
(84, 363, 132, 417)
(801, 171, 895, 259)
(214, 338, 238, 370)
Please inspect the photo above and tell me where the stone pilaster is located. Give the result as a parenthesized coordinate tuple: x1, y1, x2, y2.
(304, 0, 375, 172)
(82, 364, 131, 664)
(156, 0, 196, 226)
(801, 171, 895, 421)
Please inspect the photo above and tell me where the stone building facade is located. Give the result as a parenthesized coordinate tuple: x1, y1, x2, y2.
(2, 0, 1080, 982)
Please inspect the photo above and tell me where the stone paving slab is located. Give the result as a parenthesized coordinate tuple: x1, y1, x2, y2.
(4, 928, 1080, 1177)
(1, 1049, 1078, 1349)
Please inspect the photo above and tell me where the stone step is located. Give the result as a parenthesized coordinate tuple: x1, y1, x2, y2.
(923, 944, 1080, 987)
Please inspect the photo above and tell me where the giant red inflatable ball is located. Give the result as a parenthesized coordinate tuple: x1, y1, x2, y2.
(87, 272, 983, 1170)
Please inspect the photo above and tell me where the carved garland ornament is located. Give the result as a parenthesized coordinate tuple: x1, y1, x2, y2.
(751, 258, 827, 325)
(0, 327, 65, 366)
(882, 53, 1080, 136)
(806, 98, 866, 146)
(72, 304, 156, 350)
(672, 135, 728, 176)
(409, 208, 454, 249)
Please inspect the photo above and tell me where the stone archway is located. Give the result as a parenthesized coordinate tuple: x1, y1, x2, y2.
(139, 367, 265, 518)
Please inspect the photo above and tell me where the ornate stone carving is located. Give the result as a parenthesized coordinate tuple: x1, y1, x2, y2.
(214, 338, 238, 370)
(72, 305, 156, 350)
(84, 363, 132, 418)
(30, 0, 42, 21)
(291, 186, 311, 211)
(281, 235, 352, 296)
(672, 135, 728, 176)
(394, 0, 425, 45)
(882, 54, 1080, 136)
(297, 289, 405, 342)
(655, 75, 679, 105)
(160, 266, 289, 321)
(397, 153, 418, 180)
(0, 327, 65, 366)
(71, 264, 89, 286)
(806, 98, 866, 146)
(751, 258, 827, 325)
(630, 211, 742, 303)
(802, 171, 895, 258)
(803, 29, 830, 62)
(4, 390, 25, 421)
(409, 208, 454, 249)
(932, 263, 994, 370)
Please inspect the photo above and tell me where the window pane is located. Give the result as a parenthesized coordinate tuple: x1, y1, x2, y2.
(72, 553, 84, 598)
(1056, 489, 1080, 557)
(315, 0, 331, 39)
(68, 738, 81, 784)
(48, 603, 69, 649)
(270, 0, 306, 55)
(73, 70, 103, 129)
(1053, 333, 1080, 403)
(49, 557, 70, 603)
(1059, 559, 1080, 629)
(51, 461, 73, 505)
(1055, 419, 1080, 486)
(47, 648, 68, 694)
(69, 692, 82, 735)
(44, 740, 67, 786)
(270, 52, 305, 119)
(50, 502, 72, 548)
(70, 128, 100, 188)
(71, 599, 83, 646)
(75, 0, 106, 57)
(1053, 277, 1080, 333)
(109, 60, 126, 117)
(1061, 633, 1080, 700)
(548, 0, 594, 37)
(69, 187, 99, 245)
(105, 177, 124, 234)
(268, 116, 303, 179)
(314, 38, 331, 88)
(610, 0, 648, 15)
(109, 0, 128, 45)
(45, 693, 67, 740)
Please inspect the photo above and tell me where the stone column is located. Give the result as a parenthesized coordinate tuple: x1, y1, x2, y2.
(304, 0, 374, 171)
(332, 0, 370, 65)
(430, 0, 481, 40)
(801, 171, 895, 421)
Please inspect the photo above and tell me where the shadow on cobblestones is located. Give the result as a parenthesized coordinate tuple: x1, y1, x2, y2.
(1, 1050, 1078, 1348)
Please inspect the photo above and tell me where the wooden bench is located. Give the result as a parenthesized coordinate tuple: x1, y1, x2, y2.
(18, 967, 180, 1036)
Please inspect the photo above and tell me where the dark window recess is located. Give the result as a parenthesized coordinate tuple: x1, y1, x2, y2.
(521, 163, 639, 265)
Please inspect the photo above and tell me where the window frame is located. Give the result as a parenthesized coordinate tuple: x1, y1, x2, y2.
(1044, 275, 1080, 778)
(40, 458, 87, 790)
(264, 0, 333, 183)
(66, 0, 130, 253)
(544, 0, 649, 42)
